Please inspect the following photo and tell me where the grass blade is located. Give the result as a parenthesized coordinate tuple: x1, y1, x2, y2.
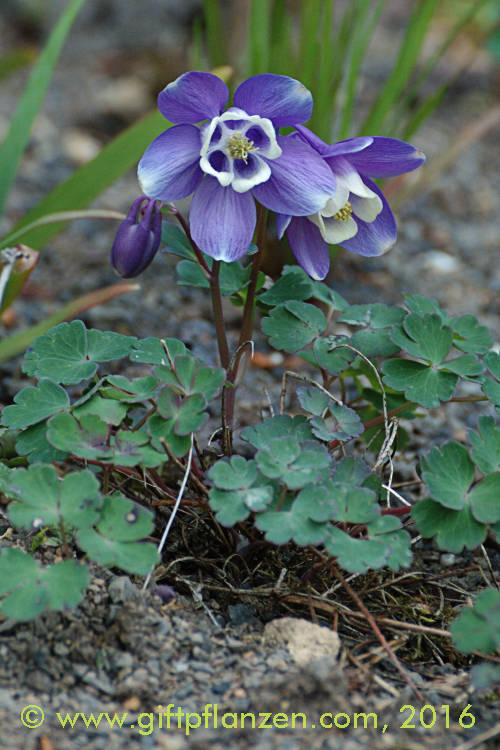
(0, 0, 87, 218)
(0, 110, 167, 251)
(360, 0, 439, 135)
(391, 0, 491, 137)
(311, 0, 336, 140)
(249, 0, 271, 76)
(338, 0, 387, 140)
(202, 0, 226, 67)
(268, 0, 294, 75)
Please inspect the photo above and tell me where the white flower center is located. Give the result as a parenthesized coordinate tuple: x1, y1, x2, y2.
(199, 108, 282, 193)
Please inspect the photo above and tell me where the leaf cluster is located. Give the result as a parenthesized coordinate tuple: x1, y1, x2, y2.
(0, 319, 225, 621)
(0, 464, 157, 620)
(412, 417, 500, 553)
(208, 415, 412, 574)
(2, 320, 224, 464)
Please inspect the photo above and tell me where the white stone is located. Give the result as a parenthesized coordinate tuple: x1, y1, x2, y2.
(264, 617, 340, 666)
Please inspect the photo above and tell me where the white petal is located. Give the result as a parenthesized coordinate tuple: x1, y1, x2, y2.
(231, 156, 271, 193)
(199, 154, 233, 186)
(320, 186, 350, 217)
(331, 156, 377, 198)
(317, 215, 358, 244)
(351, 193, 383, 223)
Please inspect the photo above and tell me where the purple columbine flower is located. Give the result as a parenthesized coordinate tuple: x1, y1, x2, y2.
(110, 196, 162, 277)
(276, 127, 426, 280)
(137, 71, 336, 262)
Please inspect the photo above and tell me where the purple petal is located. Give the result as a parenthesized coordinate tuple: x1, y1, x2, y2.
(286, 217, 330, 280)
(276, 213, 292, 239)
(233, 74, 313, 127)
(347, 137, 425, 177)
(320, 136, 374, 158)
(252, 135, 336, 216)
(138, 125, 203, 201)
(340, 178, 397, 257)
(295, 127, 374, 159)
(158, 71, 229, 124)
(190, 178, 256, 262)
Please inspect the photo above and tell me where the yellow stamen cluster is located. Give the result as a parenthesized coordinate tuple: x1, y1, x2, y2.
(227, 132, 256, 163)
(333, 201, 352, 222)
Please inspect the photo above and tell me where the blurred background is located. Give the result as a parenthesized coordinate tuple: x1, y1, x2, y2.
(0, 0, 499, 371)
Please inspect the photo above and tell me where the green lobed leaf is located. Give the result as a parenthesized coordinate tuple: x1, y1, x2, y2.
(311, 403, 364, 442)
(469, 417, 500, 474)
(47, 412, 112, 460)
(412, 498, 486, 553)
(261, 301, 327, 352)
(483, 352, 500, 411)
(421, 442, 474, 510)
(77, 492, 158, 575)
(311, 337, 355, 375)
(256, 437, 332, 489)
(130, 337, 186, 366)
(338, 303, 405, 328)
(209, 484, 274, 526)
(241, 414, 313, 450)
(22, 320, 136, 384)
(177, 257, 252, 296)
(147, 414, 192, 458)
(157, 389, 208, 435)
(391, 314, 453, 364)
(452, 315, 493, 354)
(162, 222, 197, 260)
(73, 395, 128, 425)
(176, 260, 209, 289)
(310, 282, 348, 310)
(403, 293, 449, 321)
(484, 351, 500, 380)
(258, 266, 314, 306)
(155, 354, 225, 399)
(324, 527, 389, 574)
(468, 474, 500, 524)
(441, 354, 483, 378)
(6, 464, 102, 530)
(482, 378, 500, 411)
(0, 548, 90, 621)
(110, 430, 165, 467)
(365, 516, 412, 571)
(208, 455, 258, 491)
(451, 589, 500, 654)
(350, 328, 401, 357)
(382, 358, 457, 408)
(2, 379, 70, 429)
(294, 480, 378, 524)
(296, 386, 330, 416)
(255, 496, 327, 546)
(208, 456, 275, 525)
(102, 375, 160, 403)
(15, 422, 69, 464)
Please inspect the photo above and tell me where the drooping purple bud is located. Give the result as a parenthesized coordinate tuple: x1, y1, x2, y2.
(110, 196, 162, 277)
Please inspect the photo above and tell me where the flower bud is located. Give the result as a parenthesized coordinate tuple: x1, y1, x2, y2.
(110, 196, 162, 277)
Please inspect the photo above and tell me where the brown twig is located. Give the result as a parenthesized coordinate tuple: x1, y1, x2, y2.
(326, 560, 425, 700)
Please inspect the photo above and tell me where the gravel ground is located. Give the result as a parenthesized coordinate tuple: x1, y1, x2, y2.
(0, 2, 499, 749)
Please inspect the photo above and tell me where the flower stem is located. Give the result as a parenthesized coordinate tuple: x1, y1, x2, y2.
(238, 205, 267, 350)
(220, 206, 267, 456)
(209, 260, 230, 370)
(172, 208, 211, 277)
